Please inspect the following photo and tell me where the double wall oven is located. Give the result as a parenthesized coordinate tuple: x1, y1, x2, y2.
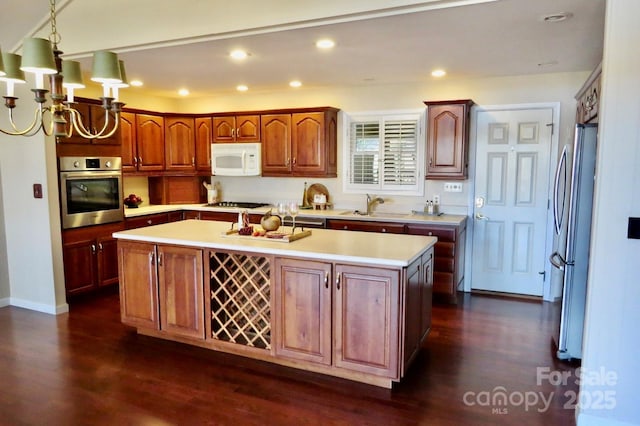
(59, 156, 123, 229)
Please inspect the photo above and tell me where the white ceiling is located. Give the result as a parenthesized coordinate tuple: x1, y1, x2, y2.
(1, 0, 605, 99)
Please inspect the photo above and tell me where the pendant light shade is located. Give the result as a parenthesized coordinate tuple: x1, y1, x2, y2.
(0, 53, 26, 83)
(61, 60, 85, 88)
(19, 38, 57, 74)
(91, 51, 122, 84)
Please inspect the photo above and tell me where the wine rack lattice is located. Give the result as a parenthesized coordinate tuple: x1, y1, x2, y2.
(209, 252, 271, 350)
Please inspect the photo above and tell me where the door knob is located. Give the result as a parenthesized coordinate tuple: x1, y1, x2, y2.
(475, 212, 490, 221)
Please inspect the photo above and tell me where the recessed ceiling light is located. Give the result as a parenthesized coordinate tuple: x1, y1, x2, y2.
(541, 12, 573, 23)
(178, 88, 189, 96)
(316, 39, 335, 49)
(130, 80, 143, 87)
(431, 69, 447, 78)
(230, 49, 249, 60)
(236, 84, 248, 92)
(289, 80, 302, 88)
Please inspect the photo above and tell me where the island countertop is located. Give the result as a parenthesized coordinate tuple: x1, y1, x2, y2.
(113, 219, 437, 267)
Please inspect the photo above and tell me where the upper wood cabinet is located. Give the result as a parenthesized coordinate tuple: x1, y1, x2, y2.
(261, 114, 292, 175)
(576, 63, 601, 124)
(57, 102, 120, 145)
(212, 115, 260, 143)
(135, 114, 165, 172)
(262, 108, 338, 177)
(424, 99, 473, 180)
(165, 117, 195, 172)
(120, 111, 137, 172)
(195, 117, 213, 172)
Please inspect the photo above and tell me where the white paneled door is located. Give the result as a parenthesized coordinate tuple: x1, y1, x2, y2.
(472, 108, 553, 296)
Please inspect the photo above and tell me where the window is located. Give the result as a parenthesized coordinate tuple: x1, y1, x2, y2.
(343, 111, 424, 195)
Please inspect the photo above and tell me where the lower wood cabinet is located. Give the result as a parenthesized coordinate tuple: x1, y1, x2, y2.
(118, 241, 205, 340)
(326, 219, 406, 234)
(274, 257, 429, 379)
(118, 240, 434, 387)
(406, 222, 466, 303)
(62, 222, 124, 296)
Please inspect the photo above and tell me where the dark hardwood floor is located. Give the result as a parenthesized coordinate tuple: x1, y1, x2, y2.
(0, 292, 578, 425)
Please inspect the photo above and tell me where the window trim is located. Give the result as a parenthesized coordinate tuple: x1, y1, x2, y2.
(342, 109, 425, 196)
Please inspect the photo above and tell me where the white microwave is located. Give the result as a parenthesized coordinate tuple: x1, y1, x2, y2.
(211, 143, 262, 176)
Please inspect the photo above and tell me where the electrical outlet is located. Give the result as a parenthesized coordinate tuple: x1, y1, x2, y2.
(433, 194, 440, 204)
(444, 182, 463, 192)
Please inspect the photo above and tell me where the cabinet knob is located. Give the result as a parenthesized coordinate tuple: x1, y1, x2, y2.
(382, 228, 387, 233)
(324, 271, 329, 289)
(98, 243, 103, 251)
(139, 157, 143, 165)
(147, 220, 152, 225)
(336, 272, 341, 290)
(91, 244, 96, 254)
(343, 225, 348, 230)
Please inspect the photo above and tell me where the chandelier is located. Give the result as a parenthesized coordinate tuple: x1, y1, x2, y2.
(0, 0, 126, 139)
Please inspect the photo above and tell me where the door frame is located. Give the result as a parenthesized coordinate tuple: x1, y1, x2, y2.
(464, 102, 560, 301)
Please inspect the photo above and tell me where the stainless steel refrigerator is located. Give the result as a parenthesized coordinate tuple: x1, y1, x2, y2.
(549, 123, 598, 361)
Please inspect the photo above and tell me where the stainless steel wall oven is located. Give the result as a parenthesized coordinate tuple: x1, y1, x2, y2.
(59, 156, 123, 229)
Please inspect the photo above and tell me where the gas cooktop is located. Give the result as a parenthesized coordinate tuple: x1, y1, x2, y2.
(205, 201, 271, 209)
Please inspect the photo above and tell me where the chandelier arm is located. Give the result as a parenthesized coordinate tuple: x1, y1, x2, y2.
(93, 107, 112, 137)
(68, 107, 97, 139)
(94, 112, 121, 139)
(0, 107, 43, 136)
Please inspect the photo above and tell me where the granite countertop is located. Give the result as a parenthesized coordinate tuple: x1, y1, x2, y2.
(113, 219, 437, 267)
(125, 203, 467, 226)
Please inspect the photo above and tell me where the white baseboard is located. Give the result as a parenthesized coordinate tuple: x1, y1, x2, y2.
(9, 298, 69, 315)
(0, 297, 9, 308)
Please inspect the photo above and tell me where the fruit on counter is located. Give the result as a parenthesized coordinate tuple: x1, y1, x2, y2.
(260, 210, 281, 231)
(252, 229, 267, 237)
(238, 226, 254, 236)
(124, 193, 142, 206)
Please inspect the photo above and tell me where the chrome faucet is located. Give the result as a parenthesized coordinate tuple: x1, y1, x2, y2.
(366, 194, 385, 215)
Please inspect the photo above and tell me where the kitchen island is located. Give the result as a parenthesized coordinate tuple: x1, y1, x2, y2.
(113, 219, 436, 388)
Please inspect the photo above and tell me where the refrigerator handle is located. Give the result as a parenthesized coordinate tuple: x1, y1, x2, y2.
(553, 145, 568, 235)
(549, 251, 571, 270)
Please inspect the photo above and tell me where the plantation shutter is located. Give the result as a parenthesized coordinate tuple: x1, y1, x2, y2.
(382, 119, 418, 187)
(350, 121, 380, 185)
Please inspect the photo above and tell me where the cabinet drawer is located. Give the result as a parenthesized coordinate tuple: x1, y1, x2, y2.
(406, 225, 456, 242)
(434, 256, 454, 273)
(125, 213, 169, 230)
(327, 220, 406, 234)
(434, 272, 454, 294)
(434, 241, 455, 258)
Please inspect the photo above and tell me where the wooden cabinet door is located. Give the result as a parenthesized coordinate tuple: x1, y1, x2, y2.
(212, 116, 235, 143)
(91, 105, 120, 145)
(97, 234, 120, 288)
(62, 238, 97, 295)
(136, 114, 165, 171)
(195, 117, 212, 171)
(120, 112, 137, 172)
(236, 115, 260, 142)
(274, 258, 332, 365)
(425, 100, 472, 179)
(165, 117, 195, 172)
(157, 246, 205, 340)
(334, 264, 400, 378)
(261, 114, 292, 175)
(420, 249, 434, 339)
(403, 257, 422, 367)
(118, 241, 159, 330)
(292, 112, 325, 175)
